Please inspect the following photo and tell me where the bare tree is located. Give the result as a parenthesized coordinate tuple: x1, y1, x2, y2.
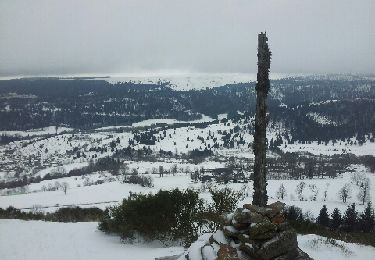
(31, 204, 43, 214)
(323, 183, 330, 201)
(185, 166, 191, 175)
(55, 166, 66, 175)
(132, 168, 139, 175)
(159, 165, 164, 177)
(171, 164, 178, 176)
(357, 178, 370, 205)
(338, 183, 352, 203)
(308, 184, 319, 201)
(61, 182, 69, 195)
(54, 181, 61, 190)
(351, 172, 367, 187)
(296, 181, 306, 201)
(276, 183, 287, 200)
(252, 32, 271, 207)
(119, 164, 130, 176)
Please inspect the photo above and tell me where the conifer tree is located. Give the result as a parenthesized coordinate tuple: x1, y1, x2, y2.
(317, 205, 330, 227)
(330, 208, 342, 229)
(359, 202, 375, 232)
(343, 203, 358, 232)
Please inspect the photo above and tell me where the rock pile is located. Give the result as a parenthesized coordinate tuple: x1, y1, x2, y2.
(222, 201, 312, 260)
(176, 201, 312, 260)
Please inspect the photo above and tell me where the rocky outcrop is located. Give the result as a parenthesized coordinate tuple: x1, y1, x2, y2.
(176, 201, 312, 260)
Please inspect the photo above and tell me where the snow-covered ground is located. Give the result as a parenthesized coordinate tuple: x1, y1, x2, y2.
(132, 114, 214, 127)
(0, 126, 74, 137)
(1, 164, 374, 219)
(281, 139, 375, 156)
(298, 234, 375, 260)
(0, 219, 184, 260)
(1, 219, 374, 260)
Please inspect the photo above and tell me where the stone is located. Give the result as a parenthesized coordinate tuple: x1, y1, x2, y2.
(209, 230, 229, 245)
(295, 247, 314, 260)
(248, 221, 277, 240)
(233, 222, 250, 230)
(276, 222, 290, 232)
(256, 230, 298, 260)
(272, 249, 299, 260)
(217, 244, 240, 260)
(202, 245, 216, 260)
(239, 243, 257, 259)
(271, 213, 285, 225)
(223, 226, 240, 239)
(233, 208, 252, 224)
(243, 204, 268, 216)
(238, 234, 253, 244)
(268, 201, 285, 213)
(249, 211, 266, 224)
(273, 247, 313, 260)
(255, 201, 286, 219)
(223, 213, 234, 225)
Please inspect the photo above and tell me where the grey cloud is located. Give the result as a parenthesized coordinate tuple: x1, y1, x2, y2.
(0, 0, 374, 77)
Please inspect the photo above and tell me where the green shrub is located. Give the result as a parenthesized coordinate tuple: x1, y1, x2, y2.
(209, 187, 241, 214)
(0, 206, 104, 222)
(48, 207, 104, 222)
(98, 189, 204, 245)
(124, 174, 154, 187)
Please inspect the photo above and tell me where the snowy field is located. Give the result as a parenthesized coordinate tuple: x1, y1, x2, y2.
(0, 219, 184, 260)
(0, 164, 374, 219)
(281, 139, 375, 156)
(1, 219, 374, 260)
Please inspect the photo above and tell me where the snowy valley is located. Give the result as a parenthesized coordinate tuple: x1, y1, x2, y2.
(0, 74, 375, 259)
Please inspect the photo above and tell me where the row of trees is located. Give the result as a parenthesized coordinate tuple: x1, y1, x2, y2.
(317, 203, 375, 232)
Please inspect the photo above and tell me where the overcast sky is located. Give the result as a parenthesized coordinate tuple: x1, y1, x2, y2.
(0, 0, 374, 77)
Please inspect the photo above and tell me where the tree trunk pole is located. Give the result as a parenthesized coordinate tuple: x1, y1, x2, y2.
(252, 32, 271, 207)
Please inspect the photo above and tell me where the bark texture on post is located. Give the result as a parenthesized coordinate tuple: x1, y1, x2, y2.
(252, 32, 271, 207)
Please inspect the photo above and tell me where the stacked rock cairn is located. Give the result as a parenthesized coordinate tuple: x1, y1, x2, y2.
(220, 201, 312, 260)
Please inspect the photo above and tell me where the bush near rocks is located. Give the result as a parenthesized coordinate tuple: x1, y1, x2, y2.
(99, 189, 205, 246)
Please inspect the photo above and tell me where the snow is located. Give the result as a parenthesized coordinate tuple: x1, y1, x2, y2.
(0, 126, 74, 137)
(0, 174, 194, 210)
(298, 234, 375, 260)
(131, 114, 214, 127)
(91, 72, 306, 91)
(1, 164, 374, 219)
(211, 230, 228, 244)
(0, 219, 184, 260)
(177, 233, 212, 260)
(306, 112, 339, 126)
(178, 232, 375, 260)
(2, 204, 374, 260)
(281, 139, 375, 156)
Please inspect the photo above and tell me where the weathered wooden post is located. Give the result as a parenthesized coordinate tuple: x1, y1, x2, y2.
(252, 32, 271, 207)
